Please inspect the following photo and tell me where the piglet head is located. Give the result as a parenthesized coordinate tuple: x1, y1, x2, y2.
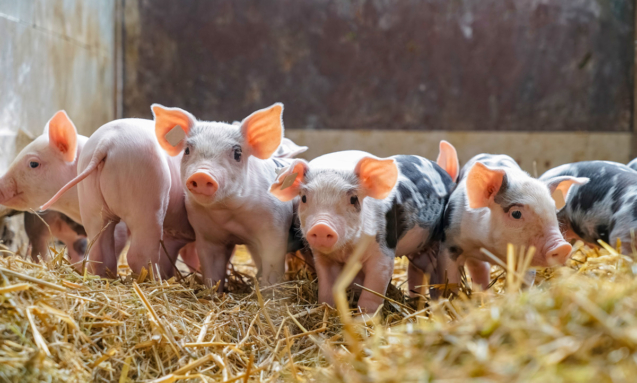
(0, 111, 78, 210)
(271, 155, 398, 254)
(466, 162, 586, 267)
(153, 103, 284, 206)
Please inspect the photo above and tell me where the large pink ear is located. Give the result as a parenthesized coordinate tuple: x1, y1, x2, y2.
(436, 140, 459, 182)
(545, 176, 589, 210)
(241, 103, 284, 160)
(48, 111, 78, 162)
(354, 156, 398, 200)
(466, 162, 506, 209)
(151, 104, 195, 156)
(269, 159, 309, 202)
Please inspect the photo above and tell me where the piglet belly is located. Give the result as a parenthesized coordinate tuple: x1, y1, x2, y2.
(395, 226, 430, 258)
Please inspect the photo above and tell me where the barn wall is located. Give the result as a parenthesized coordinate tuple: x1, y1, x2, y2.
(0, 0, 116, 173)
(122, 0, 635, 168)
(124, 0, 633, 132)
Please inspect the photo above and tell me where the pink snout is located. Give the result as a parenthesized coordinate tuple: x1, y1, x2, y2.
(187, 172, 217, 196)
(307, 223, 339, 251)
(544, 241, 572, 265)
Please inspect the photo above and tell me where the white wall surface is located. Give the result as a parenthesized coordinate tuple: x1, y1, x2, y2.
(0, 0, 115, 173)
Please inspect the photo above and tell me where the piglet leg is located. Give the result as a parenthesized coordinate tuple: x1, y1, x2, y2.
(24, 212, 51, 262)
(179, 242, 200, 273)
(407, 262, 425, 298)
(113, 222, 129, 258)
(125, 218, 170, 278)
(197, 240, 234, 291)
(83, 216, 118, 277)
(357, 251, 395, 313)
(250, 235, 287, 286)
(465, 257, 491, 292)
(433, 246, 462, 299)
(314, 255, 342, 307)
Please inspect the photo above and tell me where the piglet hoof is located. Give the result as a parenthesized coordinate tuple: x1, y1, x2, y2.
(356, 302, 384, 322)
(356, 297, 383, 316)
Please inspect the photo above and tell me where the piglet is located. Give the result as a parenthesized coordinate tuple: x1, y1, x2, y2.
(438, 154, 587, 292)
(152, 103, 303, 289)
(269, 144, 457, 312)
(24, 211, 87, 263)
(0, 111, 86, 223)
(0, 111, 92, 263)
(540, 161, 637, 254)
(41, 118, 197, 277)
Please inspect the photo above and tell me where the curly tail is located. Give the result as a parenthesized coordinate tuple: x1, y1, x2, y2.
(40, 146, 107, 211)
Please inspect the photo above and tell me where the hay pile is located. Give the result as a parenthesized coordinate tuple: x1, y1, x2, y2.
(0, 241, 636, 382)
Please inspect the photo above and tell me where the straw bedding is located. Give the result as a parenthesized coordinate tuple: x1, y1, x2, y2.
(0, 240, 635, 382)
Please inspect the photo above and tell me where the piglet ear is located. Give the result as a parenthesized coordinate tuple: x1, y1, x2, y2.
(241, 103, 284, 160)
(436, 140, 459, 182)
(466, 162, 506, 209)
(274, 138, 308, 159)
(48, 110, 78, 163)
(269, 159, 309, 202)
(151, 104, 195, 156)
(545, 176, 589, 210)
(354, 156, 398, 200)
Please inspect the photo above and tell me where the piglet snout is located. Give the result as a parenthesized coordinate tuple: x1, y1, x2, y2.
(544, 241, 572, 265)
(187, 172, 218, 196)
(307, 223, 338, 251)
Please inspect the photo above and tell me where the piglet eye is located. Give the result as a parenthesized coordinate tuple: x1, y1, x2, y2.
(29, 161, 40, 169)
(301, 195, 307, 203)
(184, 147, 190, 155)
(233, 146, 242, 162)
(350, 196, 358, 205)
(512, 210, 522, 219)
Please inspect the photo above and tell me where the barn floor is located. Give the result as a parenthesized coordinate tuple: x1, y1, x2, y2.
(0, 238, 635, 382)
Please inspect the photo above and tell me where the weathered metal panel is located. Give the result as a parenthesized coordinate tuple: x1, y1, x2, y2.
(0, 0, 115, 173)
(124, 0, 633, 132)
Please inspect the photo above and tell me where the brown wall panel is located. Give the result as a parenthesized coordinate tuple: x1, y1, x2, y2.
(124, 0, 634, 132)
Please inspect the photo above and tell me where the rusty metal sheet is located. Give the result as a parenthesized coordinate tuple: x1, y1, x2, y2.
(124, 0, 634, 132)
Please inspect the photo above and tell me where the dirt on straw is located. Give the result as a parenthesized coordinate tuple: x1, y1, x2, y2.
(1, 239, 637, 382)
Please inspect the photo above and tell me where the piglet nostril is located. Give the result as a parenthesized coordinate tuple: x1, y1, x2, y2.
(191, 181, 198, 188)
(547, 243, 572, 265)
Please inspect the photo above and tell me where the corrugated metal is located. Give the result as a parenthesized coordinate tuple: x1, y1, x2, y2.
(0, 0, 115, 173)
(124, 0, 634, 132)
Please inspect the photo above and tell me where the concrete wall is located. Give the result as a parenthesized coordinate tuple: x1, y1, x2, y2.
(0, 0, 116, 173)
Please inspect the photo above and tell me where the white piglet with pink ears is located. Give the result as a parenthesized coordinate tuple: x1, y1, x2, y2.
(152, 103, 300, 289)
(270, 149, 456, 312)
(0, 111, 88, 263)
(1, 111, 85, 223)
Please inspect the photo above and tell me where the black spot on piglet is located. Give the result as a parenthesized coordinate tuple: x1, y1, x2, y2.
(385, 200, 407, 250)
(449, 246, 463, 261)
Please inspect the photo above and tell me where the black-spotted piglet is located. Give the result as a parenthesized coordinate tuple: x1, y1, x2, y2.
(269, 143, 457, 312)
(438, 154, 587, 293)
(540, 161, 637, 254)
